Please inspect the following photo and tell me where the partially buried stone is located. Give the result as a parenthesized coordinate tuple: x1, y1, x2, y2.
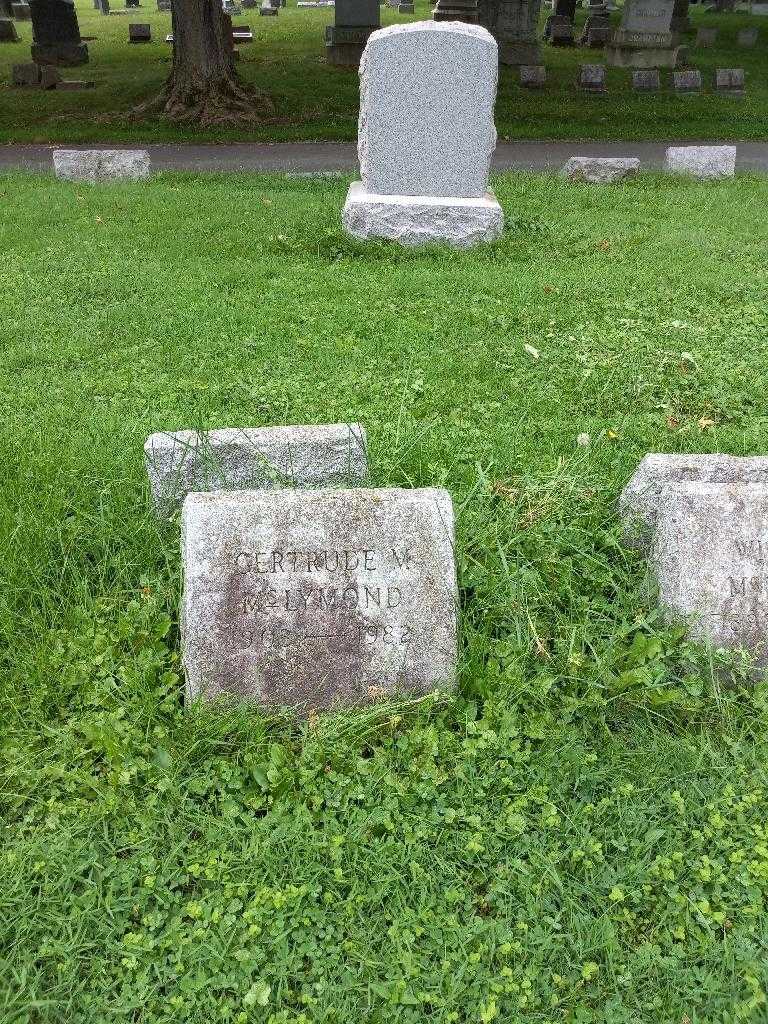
(632, 68, 660, 91)
(651, 483, 768, 667)
(181, 487, 459, 710)
(519, 64, 546, 87)
(560, 155, 639, 182)
(619, 453, 768, 550)
(0, 16, 19, 38)
(145, 423, 369, 516)
(578, 62, 606, 91)
(673, 68, 701, 93)
(715, 67, 745, 95)
(53, 148, 151, 180)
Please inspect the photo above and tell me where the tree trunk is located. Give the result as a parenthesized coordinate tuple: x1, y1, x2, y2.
(135, 0, 273, 127)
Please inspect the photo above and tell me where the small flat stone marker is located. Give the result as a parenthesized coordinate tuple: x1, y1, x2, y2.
(632, 68, 660, 91)
(665, 144, 736, 178)
(673, 68, 702, 93)
(578, 63, 607, 92)
(53, 148, 151, 181)
(145, 423, 369, 515)
(651, 483, 768, 666)
(695, 26, 717, 46)
(560, 156, 640, 182)
(737, 27, 758, 47)
(181, 487, 458, 710)
(128, 21, 150, 39)
(620, 453, 768, 550)
(715, 68, 745, 95)
(519, 64, 546, 87)
(343, 21, 504, 248)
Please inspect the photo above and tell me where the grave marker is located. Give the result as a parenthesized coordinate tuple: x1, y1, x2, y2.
(632, 67, 660, 89)
(737, 27, 758, 46)
(128, 20, 150, 39)
(181, 487, 459, 710)
(673, 68, 701, 93)
(695, 25, 717, 46)
(715, 67, 745, 95)
(606, 0, 680, 68)
(11, 1, 31, 17)
(561, 155, 639, 181)
(665, 144, 736, 177)
(519, 63, 546, 86)
(479, 0, 544, 66)
(578, 62, 607, 91)
(326, 0, 379, 63)
(0, 15, 19, 36)
(53, 148, 152, 180)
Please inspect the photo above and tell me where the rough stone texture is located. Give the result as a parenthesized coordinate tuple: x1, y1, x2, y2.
(145, 424, 369, 515)
(673, 68, 702, 93)
(357, 22, 497, 199)
(128, 20, 150, 39)
(695, 25, 717, 45)
(651, 483, 768, 666)
(181, 487, 459, 710)
(53, 148, 151, 180)
(606, 0, 679, 67)
(715, 67, 745, 95)
(0, 16, 19, 37)
(560, 155, 640, 182)
(519, 63, 546, 86)
(342, 182, 504, 247)
(578, 62, 607, 91)
(619, 454, 768, 550)
(12, 59, 39, 83)
(632, 68, 660, 90)
(666, 144, 737, 178)
(737, 26, 758, 46)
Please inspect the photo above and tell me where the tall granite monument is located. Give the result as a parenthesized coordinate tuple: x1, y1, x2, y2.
(326, 0, 380, 65)
(479, 0, 543, 65)
(342, 22, 504, 248)
(605, 0, 680, 67)
(29, 0, 87, 64)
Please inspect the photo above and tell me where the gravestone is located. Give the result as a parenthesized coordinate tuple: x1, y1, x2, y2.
(55, 77, 94, 88)
(156, 0, 171, 8)
(259, 2, 277, 13)
(433, 0, 478, 22)
(326, 0, 379, 64)
(520, 63, 546, 85)
(545, 0, 576, 44)
(650, 483, 768, 667)
(399, 2, 414, 11)
(53, 148, 152, 181)
(129, 20, 150, 38)
(39, 61, 60, 85)
(673, 68, 701, 92)
(126, 0, 139, 6)
(578, 62, 607, 91)
(561, 155, 639, 181)
(11, 1, 31, 17)
(12, 59, 39, 82)
(479, 0, 543, 66)
(343, 22, 504, 247)
(579, 0, 611, 45)
(715, 67, 745, 95)
(145, 424, 369, 515)
(606, 0, 680, 67)
(632, 67, 660, 89)
(181, 487, 459, 710)
(695, 25, 716, 45)
(0, 15, 19, 37)
(737, 27, 758, 46)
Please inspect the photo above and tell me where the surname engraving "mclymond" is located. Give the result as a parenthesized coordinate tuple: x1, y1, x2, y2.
(240, 585, 403, 614)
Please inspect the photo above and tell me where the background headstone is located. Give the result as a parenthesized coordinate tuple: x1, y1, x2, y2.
(12, 58, 39, 82)
(579, 0, 611, 45)
(11, 2, 32, 17)
(479, 0, 543, 65)
(519, 63, 546, 85)
(737, 26, 758, 46)
(181, 487, 459, 710)
(632, 67, 660, 90)
(53, 148, 152, 181)
(673, 68, 702, 92)
(0, 15, 20, 36)
(128, 19, 150, 38)
(695, 25, 717, 45)
(606, 0, 679, 67)
(651, 483, 768, 668)
(29, 0, 87, 59)
(145, 424, 370, 515)
(578, 62, 607, 91)
(433, 0, 479, 22)
(39, 61, 60, 85)
(325, 0, 379, 64)
(671, 0, 690, 31)
(715, 67, 745, 95)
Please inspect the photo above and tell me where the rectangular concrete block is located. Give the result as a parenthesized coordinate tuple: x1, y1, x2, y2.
(181, 486, 458, 710)
(53, 148, 151, 180)
(145, 424, 369, 515)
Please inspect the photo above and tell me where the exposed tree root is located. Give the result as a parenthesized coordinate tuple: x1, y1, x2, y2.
(135, 75, 274, 127)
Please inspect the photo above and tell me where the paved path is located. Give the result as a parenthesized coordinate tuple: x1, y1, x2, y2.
(2, 140, 767, 173)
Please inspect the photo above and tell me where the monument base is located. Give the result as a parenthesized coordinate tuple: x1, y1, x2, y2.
(605, 43, 679, 67)
(498, 39, 541, 65)
(342, 182, 504, 249)
(325, 24, 376, 65)
(31, 42, 89, 65)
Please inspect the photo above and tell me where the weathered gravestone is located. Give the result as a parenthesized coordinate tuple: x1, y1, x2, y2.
(11, 2, 31, 17)
(651, 484, 768, 667)
(695, 25, 717, 46)
(519, 63, 546, 85)
(578, 62, 607, 91)
(342, 21, 504, 247)
(326, 0, 379, 65)
(545, 0, 575, 44)
(561, 155, 639, 181)
(737, 27, 758, 47)
(53, 148, 152, 181)
(128, 20, 150, 39)
(606, 0, 680, 67)
(715, 67, 745, 95)
(181, 487, 459, 710)
(12, 58, 39, 82)
(433, 0, 478, 22)
(0, 15, 19, 37)
(39, 61, 60, 85)
(479, 0, 543, 66)
(632, 67, 660, 89)
(259, 2, 277, 13)
(145, 424, 369, 516)
(29, 0, 87, 62)
(125, 0, 140, 7)
(673, 68, 701, 92)
(579, 0, 612, 46)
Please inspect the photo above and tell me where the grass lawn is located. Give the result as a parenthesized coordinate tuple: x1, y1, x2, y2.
(2, 170, 768, 1023)
(1, 1, 768, 143)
